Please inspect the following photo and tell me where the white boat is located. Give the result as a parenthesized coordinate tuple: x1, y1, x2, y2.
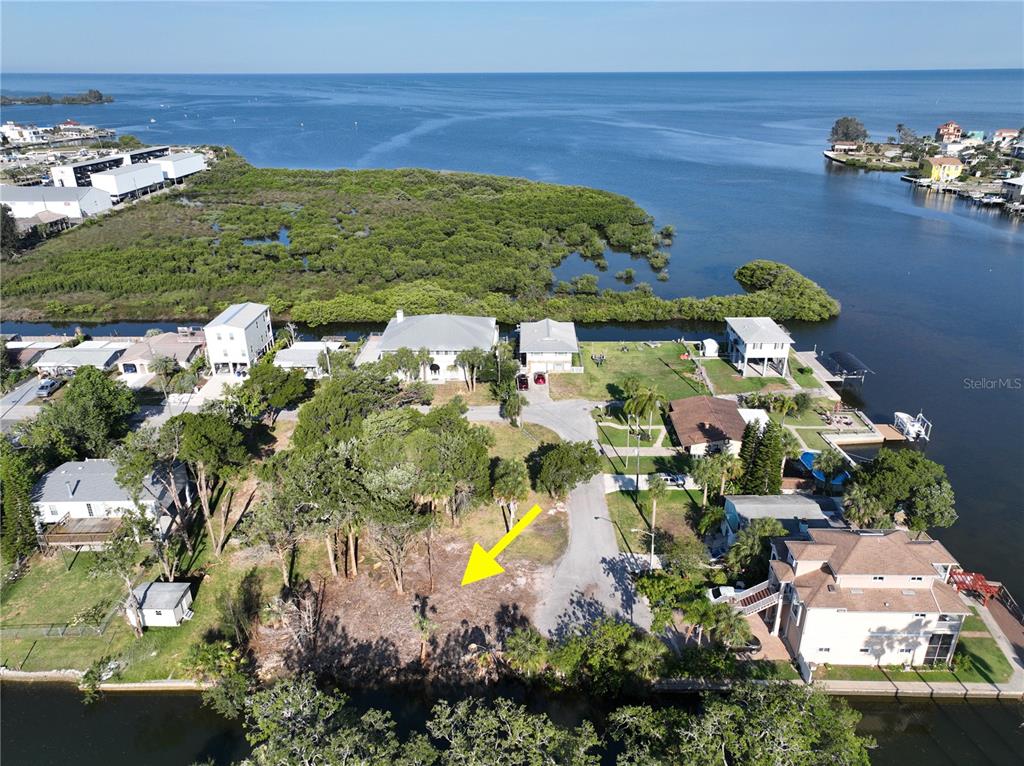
(149, 118, 156, 123)
(894, 411, 932, 441)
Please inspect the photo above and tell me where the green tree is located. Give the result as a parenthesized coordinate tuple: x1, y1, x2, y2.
(707, 601, 752, 647)
(0, 440, 39, 563)
(645, 474, 667, 566)
(842, 481, 887, 528)
(0, 204, 19, 259)
(736, 420, 761, 492)
(186, 640, 251, 719)
(536, 441, 601, 499)
(830, 116, 869, 143)
(176, 412, 247, 555)
(362, 464, 430, 595)
(428, 698, 600, 766)
(502, 626, 549, 678)
(635, 571, 703, 632)
(148, 354, 180, 401)
(852, 448, 957, 531)
(758, 421, 784, 495)
(690, 455, 719, 509)
(725, 517, 786, 581)
(813, 446, 848, 496)
(491, 457, 530, 532)
(90, 508, 152, 637)
(454, 348, 489, 392)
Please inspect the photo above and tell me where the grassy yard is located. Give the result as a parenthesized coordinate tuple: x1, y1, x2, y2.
(962, 607, 988, 633)
(430, 381, 498, 407)
(601, 452, 690, 476)
(549, 341, 707, 402)
(700, 358, 787, 395)
(794, 428, 840, 452)
(482, 422, 561, 461)
(818, 636, 1013, 685)
(596, 421, 665, 449)
(1, 552, 128, 627)
(605, 488, 701, 555)
(789, 353, 821, 389)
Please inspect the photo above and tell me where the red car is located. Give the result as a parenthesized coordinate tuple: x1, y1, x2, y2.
(533, 372, 547, 385)
(516, 374, 529, 391)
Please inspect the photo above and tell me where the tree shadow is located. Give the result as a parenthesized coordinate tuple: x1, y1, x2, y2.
(600, 555, 638, 622)
(551, 590, 608, 641)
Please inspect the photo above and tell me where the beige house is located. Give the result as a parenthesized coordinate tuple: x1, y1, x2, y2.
(117, 330, 205, 375)
(743, 529, 968, 680)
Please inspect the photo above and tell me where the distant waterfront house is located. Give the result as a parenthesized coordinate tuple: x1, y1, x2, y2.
(204, 302, 274, 375)
(991, 128, 1019, 146)
(34, 341, 130, 376)
(356, 310, 498, 384)
(935, 121, 962, 143)
(1001, 176, 1024, 203)
(920, 156, 964, 183)
(724, 317, 792, 378)
(721, 494, 839, 547)
(831, 140, 859, 152)
(518, 318, 579, 373)
(273, 340, 343, 379)
(90, 162, 165, 202)
(117, 330, 205, 375)
(132, 581, 194, 628)
(150, 152, 207, 182)
(0, 183, 112, 219)
(32, 459, 187, 546)
(767, 529, 967, 678)
(667, 396, 747, 456)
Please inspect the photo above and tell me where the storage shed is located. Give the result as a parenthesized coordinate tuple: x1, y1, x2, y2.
(132, 581, 194, 627)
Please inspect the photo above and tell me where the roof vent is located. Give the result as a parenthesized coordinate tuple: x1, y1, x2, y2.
(827, 584, 836, 592)
(850, 588, 863, 595)
(395, 309, 405, 323)
(902, 590, 916, 596)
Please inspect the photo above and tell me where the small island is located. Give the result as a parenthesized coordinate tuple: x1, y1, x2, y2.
(0, 88, 113, 106)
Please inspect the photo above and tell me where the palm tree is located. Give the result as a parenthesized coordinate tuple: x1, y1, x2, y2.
(813, 446, 848, 496)
(646, 474, 667, 568)
(624, 385, 662, 489)
(684, 597, 715, 646)
(843, 482, 886, 529)
(501, 390, 527, 428)
(776, 396, 797, 425)
(690, 455, 720, 509)
(779, 428, 802, 476)
(713, 452, 742, 497)
(708, 602, 752, 648)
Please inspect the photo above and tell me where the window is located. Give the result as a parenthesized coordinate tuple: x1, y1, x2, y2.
(154, 610, 163, 616)
(859, 648, 870, 654)
(914, 613, 926, 618)
(924, 633, 955, 665)
(901, 648, 913, 654)
(228, 333, 234, 340)
(215, 333, 221, 340)
(818, 647, 831, 653)
(872, 576, 885, 581)
(86, 503, 94, 517)
(49, 505, 58, 517)
(910, 576, 924, 582)
(938, 614, 955, 622)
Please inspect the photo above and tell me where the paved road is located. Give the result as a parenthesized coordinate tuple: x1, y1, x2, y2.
(466, 399, 652, 637)
(0, 375, 41, 427)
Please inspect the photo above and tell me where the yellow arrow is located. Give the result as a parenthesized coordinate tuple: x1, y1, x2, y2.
(461, 503, 544, 586)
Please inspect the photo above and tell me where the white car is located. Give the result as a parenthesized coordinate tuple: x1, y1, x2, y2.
(35, 378, 63, 398)
(707, 585, 736, 604)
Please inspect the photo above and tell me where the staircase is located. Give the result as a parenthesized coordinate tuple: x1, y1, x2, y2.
(734, 580, 781, 616)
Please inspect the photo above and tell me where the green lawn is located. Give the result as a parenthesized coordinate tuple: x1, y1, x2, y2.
(789, 353, 820, 389)
(794, 428, 839, 452)
(700, 358, 787, 395)
(549, 341, 707, 402)
(961, 607, 988, 633)
(483, 421, 561, 461)
(601, 452, 690, 476)
(819, 636, 1013, 685)
(605, 488, 701, 554)
(744, 660, 802, 680)
(596, 421, 665, 448)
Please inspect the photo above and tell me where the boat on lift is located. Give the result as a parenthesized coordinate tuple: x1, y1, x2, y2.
(893, 411, 932, 441)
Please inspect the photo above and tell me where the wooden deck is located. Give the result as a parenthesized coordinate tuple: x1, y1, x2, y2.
(39, 517, 121, 548)
(875, 424, 907, 442)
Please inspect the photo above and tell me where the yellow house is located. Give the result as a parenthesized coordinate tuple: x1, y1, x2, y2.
(920, 156, 963, 183)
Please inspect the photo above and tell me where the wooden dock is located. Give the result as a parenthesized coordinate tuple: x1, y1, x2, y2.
(875, 424, 907, 442)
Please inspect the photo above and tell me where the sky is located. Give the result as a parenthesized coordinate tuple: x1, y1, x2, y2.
(2, 1, 1022, 74)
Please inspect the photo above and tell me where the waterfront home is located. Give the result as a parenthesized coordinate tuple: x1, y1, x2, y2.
(831, 140, 859, 152)
(272, 340, 343, 379)
(32, 459, 187, 545)
(1001, 176, 1024, 203)
(992, 128, 1019, 146)
(90, 162, 165, 203)
(204, 302, 274, 375)
(935, 121, 962, 143)
(4, 340, 59, 369)
(764, 529, 967, 679)
(667, 396, 747, 456)
(356, 310, 498, 384)
(150, 152, 207, 182)
(919, 156, 963, 183)
(724, 317, 793, 378)
(720, 494, 840, 547)
(132, 581, 194, 628)
(117, 330, 205, 375)
(0, 183, 112, 219)
(34, 340, 130, 377)
(518, 318, 579, 373)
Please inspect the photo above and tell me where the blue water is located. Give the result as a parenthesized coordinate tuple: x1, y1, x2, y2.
(2, 71, 1023, 762)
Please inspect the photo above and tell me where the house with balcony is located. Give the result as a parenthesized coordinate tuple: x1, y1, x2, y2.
(518, 318, 579, 373)
(724, 317, 793, 378)
(920, 156, 963, 183)
(727, 529, 967, 680)
(204, 302, 273, 375)
(355, 310, 498, 384)
(935, 121, 962, 143)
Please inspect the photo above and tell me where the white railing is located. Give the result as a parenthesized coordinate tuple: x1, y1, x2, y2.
(741, 590, 781, 616)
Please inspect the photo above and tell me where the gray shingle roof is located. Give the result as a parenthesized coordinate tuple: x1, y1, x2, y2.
(725, 317, 793, 345)
(31, 459, 173, 506)
(378, 313, 496, 353)
(0, 184, 102, 202)
(206, 302, 270, 330)
(133, 581, 191, 610)
(519, 319, 578, 354)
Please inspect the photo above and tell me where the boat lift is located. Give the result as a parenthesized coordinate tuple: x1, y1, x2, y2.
(823, 351, 874, 389)
(893, 411, 932, 441)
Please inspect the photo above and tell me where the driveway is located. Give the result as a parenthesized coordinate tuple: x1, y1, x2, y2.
(466, 398, 651, 637)
(0, 375, 41, 425)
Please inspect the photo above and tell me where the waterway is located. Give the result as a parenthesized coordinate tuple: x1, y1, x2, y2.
(1, 70, 1022, 762)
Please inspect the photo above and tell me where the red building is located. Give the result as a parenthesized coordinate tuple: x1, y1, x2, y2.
(935, 121, 962, 143)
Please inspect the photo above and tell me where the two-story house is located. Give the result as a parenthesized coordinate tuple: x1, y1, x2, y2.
(518, 318, 579, 373)
(764, 529, 967, 679)
(356, 310, 498, 383)
(204, 302, 273, 375)
(724, 317, 793, 378)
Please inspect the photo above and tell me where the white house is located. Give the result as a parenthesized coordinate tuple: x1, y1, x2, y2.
(34, 341, 130, 376)
(518, 318, 579, 373)
(0, 184, 112, 219)
(1001, 177, 1024, 203)
(273, 340, 343, 379)
(724, 317, 793, 378)
(90, 162, 165, 202)
(31, 459, 187, 536)
(204, 302, 274, 375)
(357, 311, 498, 384)
(0, 121, 46, 144)
(760, 529, 967, 679)
(150, 152, 207, 182)
(132, 581, 194, 627)
(51, 154, 128, 187)
(721, 494, 839, 547)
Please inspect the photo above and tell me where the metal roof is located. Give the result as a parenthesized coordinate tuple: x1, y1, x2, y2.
(274, 341, 342, 367)
(726, 494, 838, 521)
(519, 318, 578, 354)
(378, 313, 496, 353)
(725, 317, 793, 345)
(34, 347, 125, 369)
(206, 302, 270, 330)
(0, 184, 104, 202)
(826, 351, 874, 375)
(31, 459, 173, 506)
(91, 163, 161, 177)
(133, 581, 191, 610)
